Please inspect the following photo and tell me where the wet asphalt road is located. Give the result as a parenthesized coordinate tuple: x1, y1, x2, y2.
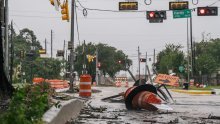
(70, 84, 220, 124)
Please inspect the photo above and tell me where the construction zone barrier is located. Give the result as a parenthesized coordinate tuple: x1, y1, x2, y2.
(33, 78, 70, 89)
(115, 81, 121, 87)
(79, 74, 92, 97)
(115, 77, 128, 87)
(124, 84, 162, 111)
(45, 79, 69, 89)
(33, 77, 44, 84)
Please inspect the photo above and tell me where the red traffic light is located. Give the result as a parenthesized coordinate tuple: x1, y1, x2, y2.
(149, 12, 155, 18)
(140, 58, 146, 62)
(147, 11, 166, 20)
(197, 7, 218, 16)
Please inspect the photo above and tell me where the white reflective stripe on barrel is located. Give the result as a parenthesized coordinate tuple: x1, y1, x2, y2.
(79, 89, 92, 92)
(80, 82, 91, 85)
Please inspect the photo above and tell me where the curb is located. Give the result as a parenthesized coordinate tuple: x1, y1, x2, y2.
(43, 99, 84, 124)
(171, 89, 212, 95)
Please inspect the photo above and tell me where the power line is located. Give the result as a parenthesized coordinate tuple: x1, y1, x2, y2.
(208, 0, 220, 6)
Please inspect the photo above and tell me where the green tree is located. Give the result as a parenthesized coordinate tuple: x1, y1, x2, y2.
(74, 42, 131, 78)
(155, 44, 185, 74)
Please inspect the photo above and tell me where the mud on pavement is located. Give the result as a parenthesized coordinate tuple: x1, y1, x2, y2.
(66, 87, 220, 124)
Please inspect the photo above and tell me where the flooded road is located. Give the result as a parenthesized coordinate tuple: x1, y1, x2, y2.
(69, 86, 220, 124)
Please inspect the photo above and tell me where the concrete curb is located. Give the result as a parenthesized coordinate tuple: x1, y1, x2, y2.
(171, 89, 211, 95)
(43, 99, 84, 124)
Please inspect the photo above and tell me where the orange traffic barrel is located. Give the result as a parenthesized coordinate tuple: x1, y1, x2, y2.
(79, 74, 92, 97)
(132, 91, 161, 110)
(124, 84, 159, 111)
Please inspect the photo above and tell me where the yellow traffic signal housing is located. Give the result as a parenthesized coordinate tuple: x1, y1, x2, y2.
(50, 0, 54, 5)
(61, 0, 69, 21)
(20, 50, 25, 59)
(169, 1, 188, 10)
(119, 2, 138, 11)
(39, 49, 46, 54)
(50, 0, 60, 6)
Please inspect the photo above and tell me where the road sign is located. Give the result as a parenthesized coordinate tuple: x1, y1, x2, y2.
(173, 9, 191, 19)
(179, 66, 184, 72)
(154, 74, 179, 86)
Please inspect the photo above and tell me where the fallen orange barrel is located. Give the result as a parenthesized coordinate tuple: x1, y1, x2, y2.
(79, 74, 92, 97)
(124, 84, 161, 111)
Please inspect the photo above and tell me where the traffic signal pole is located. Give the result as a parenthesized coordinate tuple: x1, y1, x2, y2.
(138, 46, 141, 85)
(69, 0, 75, 91)
(190, 16, 194, 78)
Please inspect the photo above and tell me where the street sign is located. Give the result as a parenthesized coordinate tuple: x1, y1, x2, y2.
(179, 66, 184, 72)
(154, 74, 179, 86)
(173, 9, 191, 19)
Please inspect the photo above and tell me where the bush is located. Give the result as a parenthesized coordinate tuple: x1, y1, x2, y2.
(0, 82, 53, 124)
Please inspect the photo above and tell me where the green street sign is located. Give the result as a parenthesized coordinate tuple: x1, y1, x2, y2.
(179, 66, 184, 73)
(173, 9, 191, 19)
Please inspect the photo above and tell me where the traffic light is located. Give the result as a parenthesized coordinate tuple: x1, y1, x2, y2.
(118, 60, 125, 64)
(50, 0, 60, 6)
(140, 58, 146, 62)
(50, 0, 55, 5)
(97, 62, 101, 68)
(20, 50, 25, 59)
(61, 0, 69, 21)
(147, 11, 167, 20)
(57, 50, 64, 57)
(39, 49, 46, 54)
(119, 2, 138, 11)
(169, 1, 188, 10)
(197, 7, 218, 16)
(68, 41, 73, 50)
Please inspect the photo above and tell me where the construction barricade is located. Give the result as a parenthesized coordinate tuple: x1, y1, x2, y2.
(33, 77, 45, 84)
(115, 77, 128, 87)
(45, 79, 69, 89)
(79, 74, 92, 97)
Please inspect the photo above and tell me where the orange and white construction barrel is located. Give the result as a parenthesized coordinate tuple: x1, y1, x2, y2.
(79, 74, 92, 97)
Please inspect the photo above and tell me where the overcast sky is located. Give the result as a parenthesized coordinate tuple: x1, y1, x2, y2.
(9, 0, 220, 75)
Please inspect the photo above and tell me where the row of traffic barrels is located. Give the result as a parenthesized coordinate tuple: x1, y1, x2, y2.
(33, 75, 93, 97)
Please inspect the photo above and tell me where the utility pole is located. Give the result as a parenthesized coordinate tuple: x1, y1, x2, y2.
(4, 0, 9, 79)
(138, 46, 141, 85)
(153, 49, 156, 64)
(10, 20, 13, 83)
(0, 0, 13, 97)
(69, 0, 75, 91)
(45, 38, 47, 54)
(145, 52, 147, 80)
(63, 40, 65, 59)
(96, 48, 99, 85)
(187, 18, 190, 83)
(51, 30, 53, 58)
(190, 16, 193, 77)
